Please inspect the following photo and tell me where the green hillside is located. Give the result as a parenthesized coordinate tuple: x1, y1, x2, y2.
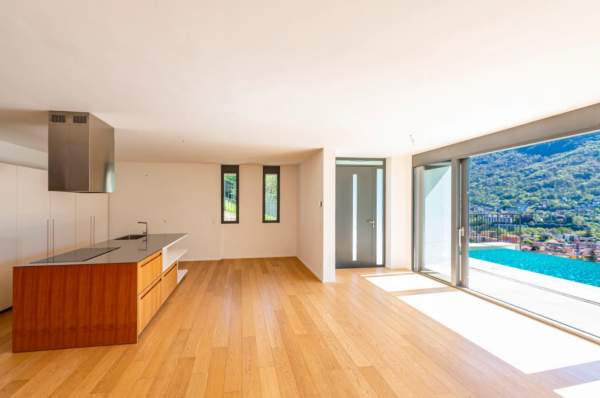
(469, 133, 600, 209)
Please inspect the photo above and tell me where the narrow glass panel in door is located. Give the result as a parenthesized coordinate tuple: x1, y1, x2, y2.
(416, 161, 452, 283)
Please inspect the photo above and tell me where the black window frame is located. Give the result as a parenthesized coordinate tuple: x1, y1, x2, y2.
(263, 166, 280, 223)
(221, 165, 240, 224)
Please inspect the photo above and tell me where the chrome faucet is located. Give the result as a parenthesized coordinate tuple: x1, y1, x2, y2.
(138, 222, 148, 237)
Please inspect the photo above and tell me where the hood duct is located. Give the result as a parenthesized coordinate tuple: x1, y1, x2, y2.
(48, 111, 115, 193)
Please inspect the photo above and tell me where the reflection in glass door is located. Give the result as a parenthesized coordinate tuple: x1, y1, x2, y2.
(414, 161, 453, 283)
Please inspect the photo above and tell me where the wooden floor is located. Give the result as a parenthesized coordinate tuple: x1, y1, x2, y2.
(1, 258, 600, 397)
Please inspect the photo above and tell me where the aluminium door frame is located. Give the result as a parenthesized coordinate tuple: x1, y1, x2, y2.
(412, 158, 469, 287)
(335, 158, 386, 268)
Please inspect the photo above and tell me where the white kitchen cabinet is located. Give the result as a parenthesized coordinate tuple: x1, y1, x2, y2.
(0, 164, 17, 311)
(50, 192, 76, 256)
(16, 167, 51, 265)
(76, 194, 109, 248)
(93, 194, 109, 243)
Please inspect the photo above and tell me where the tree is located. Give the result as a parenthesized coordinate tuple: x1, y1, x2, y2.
(587, 250, 598, 263)
(523, 239, 534, 246)
(586, 226, 595, 238)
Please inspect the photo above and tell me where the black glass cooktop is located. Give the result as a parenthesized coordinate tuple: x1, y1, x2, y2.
(31, 247, 120, 264)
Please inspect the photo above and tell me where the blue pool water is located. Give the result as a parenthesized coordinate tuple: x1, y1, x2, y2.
(469, 249, 600, 288)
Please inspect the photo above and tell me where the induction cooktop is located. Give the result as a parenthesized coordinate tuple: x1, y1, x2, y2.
(31, 247, 120, 264)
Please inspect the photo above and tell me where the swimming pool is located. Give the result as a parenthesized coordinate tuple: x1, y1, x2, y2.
(469, 249, 600, 288)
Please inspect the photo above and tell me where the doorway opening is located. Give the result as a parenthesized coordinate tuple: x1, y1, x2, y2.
(335, 158, 385, 268)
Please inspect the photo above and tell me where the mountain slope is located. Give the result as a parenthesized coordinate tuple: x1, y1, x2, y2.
(469, 132, 600, 207)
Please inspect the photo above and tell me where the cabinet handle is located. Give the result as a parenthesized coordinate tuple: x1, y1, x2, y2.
(140, 278, 161, 300)
(52, 219, 55, 256)
(140, 252, 161, 268)
(47, 220, 49, 258)
(90, 216, 92, 246)
(93, 215, 96, 244)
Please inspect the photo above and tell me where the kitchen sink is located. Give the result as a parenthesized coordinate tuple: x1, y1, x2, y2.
(115, 234, 147, 240)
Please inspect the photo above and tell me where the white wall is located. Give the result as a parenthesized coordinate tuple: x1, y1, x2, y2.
(296, 149, 336, 282)
(0, 163, 16, 311)
(386, 155, 413, 270)
(0, 139, 47, 170)
(322, 148, 336, 282)
(109, 162, 297, 261)
(297, 150, 324, 280)
(221, 165, 297, 258)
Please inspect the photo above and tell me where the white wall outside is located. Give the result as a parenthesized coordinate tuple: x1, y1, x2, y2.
(423, 165, 452, 268)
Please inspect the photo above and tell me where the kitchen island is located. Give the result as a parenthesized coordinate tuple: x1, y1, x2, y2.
(12, 233, 188, 352)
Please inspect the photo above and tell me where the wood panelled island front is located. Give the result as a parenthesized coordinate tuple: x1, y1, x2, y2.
(12, 233, 187, 352)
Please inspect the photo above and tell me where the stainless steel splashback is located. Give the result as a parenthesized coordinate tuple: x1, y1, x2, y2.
(48, 111, 115, 193)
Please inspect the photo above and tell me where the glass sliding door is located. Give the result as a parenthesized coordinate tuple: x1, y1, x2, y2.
(465, 131, 600, 340)
(414, 161, 453, 283)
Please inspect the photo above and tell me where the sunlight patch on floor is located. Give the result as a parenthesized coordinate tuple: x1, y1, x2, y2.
(399, 291, 600, 374)
(365, 273, 445, 292)
(555, 380, 600, 398)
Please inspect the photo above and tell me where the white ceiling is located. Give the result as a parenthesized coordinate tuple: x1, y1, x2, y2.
(1, 0, 600, 164)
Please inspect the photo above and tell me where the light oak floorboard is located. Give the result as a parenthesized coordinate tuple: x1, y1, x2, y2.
(0, 259, 594, 397)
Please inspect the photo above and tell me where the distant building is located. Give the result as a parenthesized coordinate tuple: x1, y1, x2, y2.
(557, 233, 581, 242)
(501, 234, 519, 244)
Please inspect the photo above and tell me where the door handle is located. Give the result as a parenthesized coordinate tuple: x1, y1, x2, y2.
(368, 220, 375, 228)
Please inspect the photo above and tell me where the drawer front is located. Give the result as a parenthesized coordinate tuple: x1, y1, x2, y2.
(162, 261, 178, 304)
(138, 251, 163, 294)
(138, 278, 162, 335)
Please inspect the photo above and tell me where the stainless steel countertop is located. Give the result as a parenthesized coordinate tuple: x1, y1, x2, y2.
(15, 233, 188, 267)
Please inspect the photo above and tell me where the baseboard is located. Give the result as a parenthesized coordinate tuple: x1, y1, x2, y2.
(179, 258, 221, 262)
(296, 256, 329, 282)
(180, 255, 298, 262)
(221, 254, 297, 260)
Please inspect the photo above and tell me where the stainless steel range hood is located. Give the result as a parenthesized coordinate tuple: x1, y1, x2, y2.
(48, 111, 115, 193)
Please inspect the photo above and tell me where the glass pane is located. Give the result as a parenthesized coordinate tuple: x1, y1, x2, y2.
(421, 162, 452, 283)
(265, 174, 278, 221)
(376, 168, 384, 265)
(336, 159, 384, 166)
(224, 173, 237, 221)
(467, 131, 600, 339)
(352, 174, 357, 261)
